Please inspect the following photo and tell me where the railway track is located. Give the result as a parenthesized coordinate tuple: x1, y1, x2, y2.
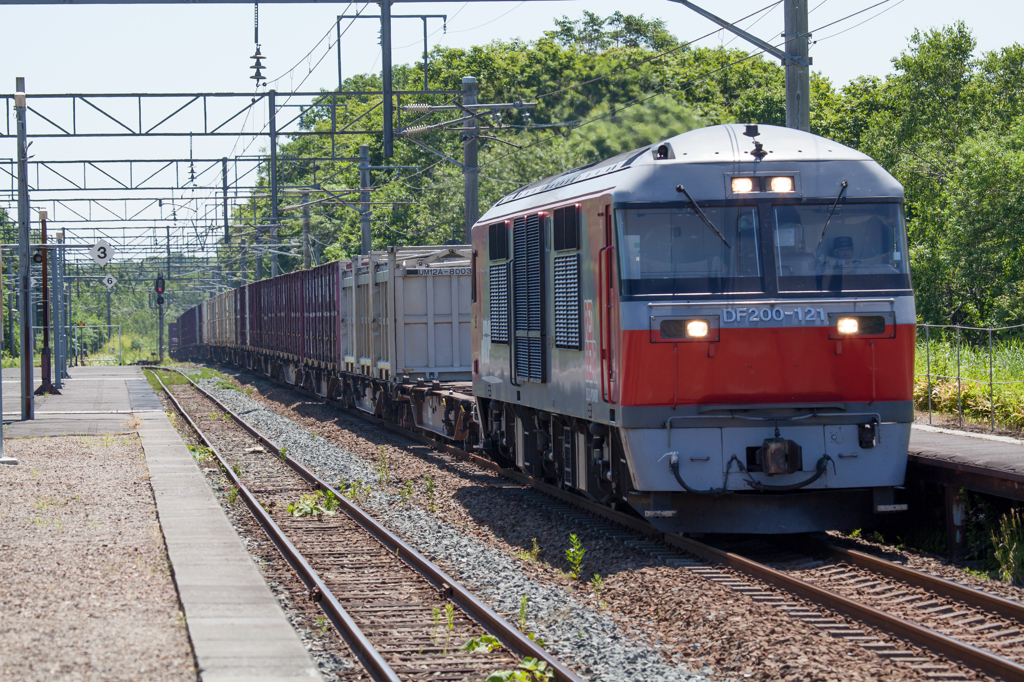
(178, 362, 1024, 681)
(147, 367, 581, 682)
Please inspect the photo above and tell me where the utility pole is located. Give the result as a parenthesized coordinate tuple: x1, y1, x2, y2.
(222, 157, 230, 244)
(35, 210, 57, 395)
(268, 89, 280, 277)
(381, 0, 394, 158)
(784, 0, 811, 132)
(301, 191, 311, 269)
(55, 229, 67, 383)
(462, 76, 479, 243)
(359, 145, 371, 255)
(15, 77, 33, 420)
(670, 0, 811, 132)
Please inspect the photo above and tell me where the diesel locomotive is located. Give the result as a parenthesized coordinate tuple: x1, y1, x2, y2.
(176, 123, 914, 534)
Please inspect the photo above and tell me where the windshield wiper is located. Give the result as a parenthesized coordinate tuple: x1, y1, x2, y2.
(813, 180, 849, 252)
(676, 184, 730, 248)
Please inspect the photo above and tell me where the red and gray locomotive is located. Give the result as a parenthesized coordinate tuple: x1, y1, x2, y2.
(471, 123, 913, 533)
(176, 123, 914, 534)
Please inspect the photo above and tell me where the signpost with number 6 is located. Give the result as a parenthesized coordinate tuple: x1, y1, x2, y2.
(103, 275, 116, 289)
(89, 239, 113, 266)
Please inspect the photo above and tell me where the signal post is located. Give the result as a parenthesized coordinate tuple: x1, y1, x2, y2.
(155, 274, 165, 362)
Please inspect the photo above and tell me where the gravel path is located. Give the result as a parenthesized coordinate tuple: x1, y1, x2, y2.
(0, 435, 196, 681)
(194, 375, 705, 682)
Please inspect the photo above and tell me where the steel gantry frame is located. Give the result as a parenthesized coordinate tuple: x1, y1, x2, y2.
(0, 0, 814, 423)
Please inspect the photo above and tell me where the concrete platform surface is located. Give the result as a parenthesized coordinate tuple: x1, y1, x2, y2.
(3, 365, 162, 437)
(137, 398, 322, 681)
(910, 424, 1024, 476)
(2, 365, 323, 680)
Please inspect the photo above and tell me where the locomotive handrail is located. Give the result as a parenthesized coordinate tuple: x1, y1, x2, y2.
(664, 411, 883, 446)
(646, 297, 898, 307)
(598, 245, 616, 403)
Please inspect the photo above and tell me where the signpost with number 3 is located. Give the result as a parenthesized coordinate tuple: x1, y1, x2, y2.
(89, 239, 113, 266)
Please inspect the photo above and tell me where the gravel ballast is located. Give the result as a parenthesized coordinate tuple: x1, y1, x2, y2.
(0, 435, 196, 681)
(192, 367, 950, 681)
(196, 376, 705, 682)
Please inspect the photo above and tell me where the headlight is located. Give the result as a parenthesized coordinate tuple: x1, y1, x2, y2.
(686, 319, 710, 338)
(836, 317, 859, 335)
(770, 176, 795, 192)
(731, 177, 755, 193)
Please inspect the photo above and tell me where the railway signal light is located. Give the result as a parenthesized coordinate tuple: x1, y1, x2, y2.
(157, 296, 165, 306)
(155, 274, 165, 295)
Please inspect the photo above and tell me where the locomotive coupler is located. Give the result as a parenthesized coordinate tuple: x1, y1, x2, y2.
(756, 430, 803, 476)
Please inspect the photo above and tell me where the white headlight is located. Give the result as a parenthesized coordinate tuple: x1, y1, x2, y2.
(731, 177, 755, 193)
(770, 176, 795, 192)
(836, 317, 859, 334)
(686, 319, 710, 338)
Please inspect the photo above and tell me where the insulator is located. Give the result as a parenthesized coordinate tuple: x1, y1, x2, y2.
(403, 103, 434, 112)
(400, 124, 437, 137)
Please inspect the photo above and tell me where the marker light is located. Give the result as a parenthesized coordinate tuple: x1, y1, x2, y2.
(836, 317, 859, 335)
(731, 177, 755, 193)
(770, 176, 795, 192)
(687, 319, 710, 338)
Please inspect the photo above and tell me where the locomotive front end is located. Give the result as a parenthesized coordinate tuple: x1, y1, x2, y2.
(615, 125, 914, 533)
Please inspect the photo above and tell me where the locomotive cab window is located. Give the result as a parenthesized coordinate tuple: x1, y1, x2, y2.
(616, 206, 762, 296)
(774, 203, 910, 292)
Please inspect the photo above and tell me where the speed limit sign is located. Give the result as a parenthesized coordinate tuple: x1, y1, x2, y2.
(103, 275, 117, 289)
(89, 239, 114, 266)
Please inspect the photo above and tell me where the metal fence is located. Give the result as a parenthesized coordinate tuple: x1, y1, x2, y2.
(917, 322, 1024, 431)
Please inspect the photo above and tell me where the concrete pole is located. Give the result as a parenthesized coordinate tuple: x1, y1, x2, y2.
(15, 77, 33, 420)
(34, 210, 57, 395)
(462, 76, 479, 243)
(222, 157, 230, 244)
(301, 191, 311, 269)
(784, 0, 811, 133)
(359, 145, 371, 255)
(381, 0, 394, 158)
(269, 89, 280, 277)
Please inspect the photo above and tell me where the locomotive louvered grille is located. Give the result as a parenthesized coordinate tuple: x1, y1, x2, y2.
(489, 263, 509, 344)
(554, 254, 581, 349)
(526, 214, 541, 332)
(513, 217, 528, 332)
(514, 337, 544, 382)
(513, 214, 546, 382)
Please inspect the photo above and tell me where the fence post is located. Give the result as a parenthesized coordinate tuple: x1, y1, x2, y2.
(926, 325, 932, 424)
(957, 325, 962, 429)
(989, 327, 994, 432)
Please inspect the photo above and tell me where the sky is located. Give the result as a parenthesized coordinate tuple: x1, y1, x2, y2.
(0, 0, 1016, 258)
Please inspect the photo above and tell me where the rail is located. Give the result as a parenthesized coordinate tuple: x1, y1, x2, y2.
(146, 366, 582, 682)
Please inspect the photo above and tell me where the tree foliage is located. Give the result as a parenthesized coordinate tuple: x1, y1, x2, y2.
(230, 15, 1024, 328)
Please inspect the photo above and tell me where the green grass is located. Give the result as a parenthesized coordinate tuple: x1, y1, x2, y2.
(143, 368, 190, 393)
(915, 334, 1024, 430)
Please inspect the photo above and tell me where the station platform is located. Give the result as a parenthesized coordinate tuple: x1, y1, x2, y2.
(1, 366, 321, 681)
(2, 365, 162, 437)
(908, 424, 1024, 502)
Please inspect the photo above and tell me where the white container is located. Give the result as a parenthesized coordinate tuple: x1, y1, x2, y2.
(339, 246, 471, 382)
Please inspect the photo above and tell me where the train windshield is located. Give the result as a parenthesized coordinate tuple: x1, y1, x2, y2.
(616, 206, 763, 295)
(774, 202, 910, 292)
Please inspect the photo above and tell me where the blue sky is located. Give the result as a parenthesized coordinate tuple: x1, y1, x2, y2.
(0, 0, 1012, 251)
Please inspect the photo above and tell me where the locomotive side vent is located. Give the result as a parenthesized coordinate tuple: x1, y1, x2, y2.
(513, 214, 546, 382)
(554, 254, 582, 349)
(489, 263, 509, 344)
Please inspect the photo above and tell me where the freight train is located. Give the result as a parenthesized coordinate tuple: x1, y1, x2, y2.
(175, 123, 914, 534)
